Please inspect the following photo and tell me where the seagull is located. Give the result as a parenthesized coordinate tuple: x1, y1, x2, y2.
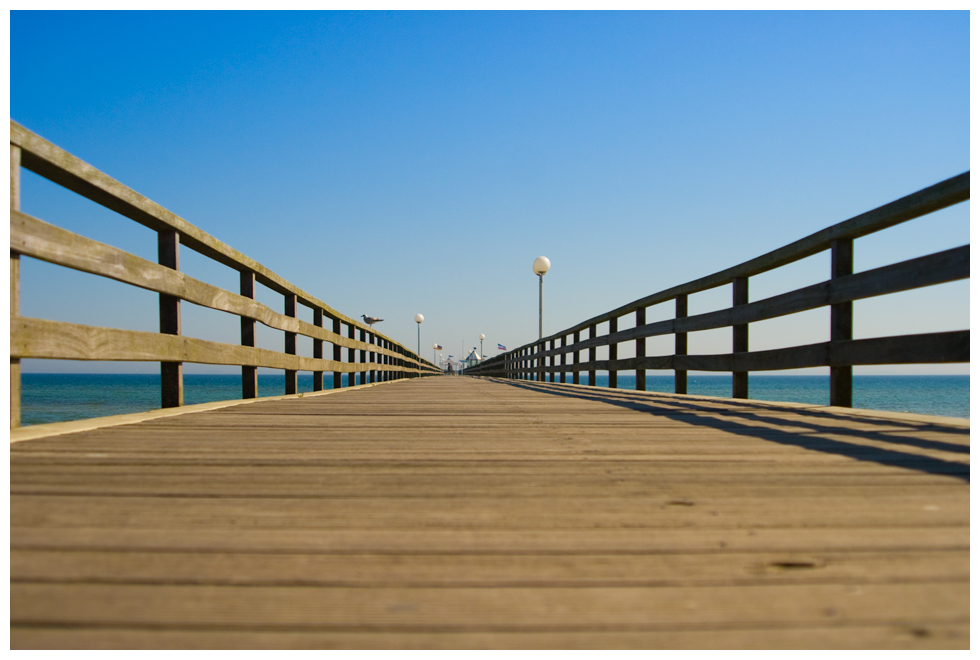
(361, 314, 384, 327)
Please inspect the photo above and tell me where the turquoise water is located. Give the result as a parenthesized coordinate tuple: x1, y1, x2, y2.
(19, 373, 969, 427)
(588, 374, 969, 418)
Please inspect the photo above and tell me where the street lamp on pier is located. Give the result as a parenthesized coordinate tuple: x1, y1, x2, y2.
(532, 256, 550, 339)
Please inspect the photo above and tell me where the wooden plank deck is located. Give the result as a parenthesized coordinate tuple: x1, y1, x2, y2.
(10, 376, 969, 649)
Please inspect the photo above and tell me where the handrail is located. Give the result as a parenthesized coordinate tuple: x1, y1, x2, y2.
(10, 121, 440, 428)
(465, 173, 970, 406)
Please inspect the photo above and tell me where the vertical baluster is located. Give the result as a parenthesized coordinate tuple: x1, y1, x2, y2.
(240, 271, 257, 399)
(158, 230, 182, 408)
(347, 323, 356, 386)
(608, 317, 618, 389)
(312, 308, 323, 391)
(635, 307, 646, 392)
(559, 336, 566, 383)
(588, 323, 597, 386)
(383, 339, 389, 382)
(548, 339, 554, 382)
(732, 277, 749, 399)
(369, 333, 376, 383)
(332, 318, 343, 388)
(359, 328, 366, 384)
(10, 144, 20, 429)
(675, 294, 688, 395)
(830, 239, 854, 407)
(284, 293, 297, 395)
(572, 331, 580, 385)
(534, 342, 540, 381)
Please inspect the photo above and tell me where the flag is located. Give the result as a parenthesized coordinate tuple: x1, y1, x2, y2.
(498, 344, 506, 350)
(434, 344, 443, 350)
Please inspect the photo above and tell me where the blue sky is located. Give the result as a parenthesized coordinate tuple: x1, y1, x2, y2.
(11, 11, 970, 374)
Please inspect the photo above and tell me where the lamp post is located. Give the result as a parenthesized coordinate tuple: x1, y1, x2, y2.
(532, 256, 550, 339)
(479, 334, 485, 360)
(415, 314, 424, 371)
(432, 342, 438, 366)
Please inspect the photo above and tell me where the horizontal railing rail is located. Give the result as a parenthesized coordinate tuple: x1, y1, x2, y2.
(10, 120, 439, 428)
(465, 172, 970, 406)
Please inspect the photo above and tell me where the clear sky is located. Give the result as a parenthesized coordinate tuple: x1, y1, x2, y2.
(11, 10, 970, 375)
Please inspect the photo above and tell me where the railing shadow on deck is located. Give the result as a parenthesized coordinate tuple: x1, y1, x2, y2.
(490, 378, 969, 483)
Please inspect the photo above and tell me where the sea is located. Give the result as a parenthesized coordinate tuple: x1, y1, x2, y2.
(19, 373, 970, 427)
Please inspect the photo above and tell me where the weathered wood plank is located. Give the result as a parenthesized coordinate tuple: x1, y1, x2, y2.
(10, 377, 968, 649)
(10, 317, 424, 373)
(10, 581, 968, 628)
(11, 549, 968, 586)
(9, 211, 428, 366)
(11, 625, 971, 651)
(11, 525, 969, 555)
(526, 331, 968, 373)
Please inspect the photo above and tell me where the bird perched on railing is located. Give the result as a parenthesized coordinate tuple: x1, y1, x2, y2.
(361, 314, 384, 327)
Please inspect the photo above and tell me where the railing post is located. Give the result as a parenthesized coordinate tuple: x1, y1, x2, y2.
(158, 230, 183, 408)
(359, 328, 367, 383)
(559, 336, 566, 383)
(240, 271, 257, 399)
(312, 308, 324, 391)
(608, 317, 618, 389)
(536, 342, 543, 382)
(348, 324, 356, 386)
(333, 318, 343, 388)
(548, 339, 554, 382)
(675, 294, 688, 395)
(572, 331, 580, 385)
(369, 332, 376, 383)
(831, 238, 854, 407)
(733, 277, 749, 399)
(10, 144, 20, 429)
(588, 323, 597, 386)
(384, 340, 390, 381)
(366, 333, 372, 383)
(635, 307, 646, 392)
(284, 293, 297, 395)
(380, 339, 385, 382)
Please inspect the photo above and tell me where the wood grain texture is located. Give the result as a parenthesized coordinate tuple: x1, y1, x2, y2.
(10, 209, 428, 367)
(11, 376, 968, 649)
(9, 121, 429, 365)
(10, 317, 430, 374)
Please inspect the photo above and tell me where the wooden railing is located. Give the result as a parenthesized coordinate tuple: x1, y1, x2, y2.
(466, 172, 970, 405)
(10, 120, 440, 429)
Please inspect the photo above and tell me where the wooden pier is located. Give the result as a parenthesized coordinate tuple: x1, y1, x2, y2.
(9, 122, 970, 649)
(10, 376, 969, 649)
